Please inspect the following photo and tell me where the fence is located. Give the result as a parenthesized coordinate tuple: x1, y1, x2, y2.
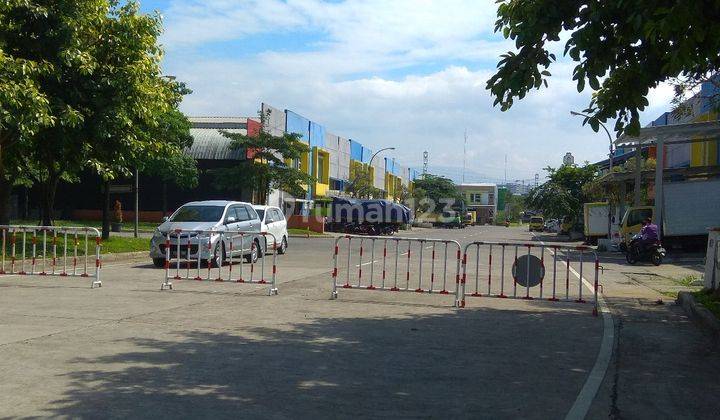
(461, 241, 600, 315)
(160, 229, 279, 296)
(330, 235, 463, 307)
(0, 225, 102, 288)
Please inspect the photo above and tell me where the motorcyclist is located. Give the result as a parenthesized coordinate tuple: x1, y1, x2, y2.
(635, 217, 659, 253)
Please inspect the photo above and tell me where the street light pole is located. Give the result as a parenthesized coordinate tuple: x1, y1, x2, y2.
(349, 147, 396, 197)
(570, 111, 614, 173)
(571, 110, 615, 242)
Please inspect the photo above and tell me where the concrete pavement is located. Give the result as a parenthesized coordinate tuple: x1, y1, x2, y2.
(0, 225, 717, 418)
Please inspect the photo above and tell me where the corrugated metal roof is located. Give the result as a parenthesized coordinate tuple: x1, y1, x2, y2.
(186, 128, 246, 160)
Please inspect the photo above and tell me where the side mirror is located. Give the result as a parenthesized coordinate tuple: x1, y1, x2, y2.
(162, 216, 169, 222)
(225, 216, 237, 224)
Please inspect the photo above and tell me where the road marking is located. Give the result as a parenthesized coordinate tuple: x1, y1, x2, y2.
(531, 233, 614, 420)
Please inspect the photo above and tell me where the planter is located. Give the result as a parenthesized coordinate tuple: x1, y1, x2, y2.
(111, 222, 123, 232)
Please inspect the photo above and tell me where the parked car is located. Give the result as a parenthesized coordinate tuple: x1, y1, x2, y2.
(529, 216, 544, 232)
(149, 200, 262, 268)
(543, 218, 560, 233)
(253, 205, 289, 254)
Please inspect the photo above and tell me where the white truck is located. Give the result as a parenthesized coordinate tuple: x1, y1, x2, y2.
(619, 179, 720, 249)
(583, 202, 621, 245)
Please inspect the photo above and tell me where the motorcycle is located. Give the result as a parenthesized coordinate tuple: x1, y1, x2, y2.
(625, 234, 666, 266)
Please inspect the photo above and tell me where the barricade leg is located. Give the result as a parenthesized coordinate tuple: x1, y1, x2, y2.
(269, 238, 278, 296)
(92, 237, 102, 288)
(161, 232, 173, 290)
(455, 246, 463, 308)
(331, 237, 339, 299)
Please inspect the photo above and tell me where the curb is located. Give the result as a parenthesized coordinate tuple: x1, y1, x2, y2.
(677, 291, 720, 345)
(288, 234, 332, 239)
(101, 251, 148, 264)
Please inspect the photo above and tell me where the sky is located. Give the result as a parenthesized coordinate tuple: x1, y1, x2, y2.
(139, 0, 675, 183)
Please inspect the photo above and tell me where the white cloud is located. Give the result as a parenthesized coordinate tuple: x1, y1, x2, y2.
(157, 0, 676, 180)
(160, 0, 308, 46)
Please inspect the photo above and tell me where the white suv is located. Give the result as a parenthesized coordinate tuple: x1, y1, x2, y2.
(253, 205, 288, 255)
(150, 200, 262, 267)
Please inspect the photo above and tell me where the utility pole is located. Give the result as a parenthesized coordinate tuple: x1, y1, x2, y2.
(134, 168, 139, 238)
(423, 151, 429, 177)
(571, 110, 615, 241)
(462, 129, 467, 184)
(504, 154, 507, 185)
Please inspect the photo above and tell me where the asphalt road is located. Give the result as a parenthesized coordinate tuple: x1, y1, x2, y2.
(0, 225, 717, 418)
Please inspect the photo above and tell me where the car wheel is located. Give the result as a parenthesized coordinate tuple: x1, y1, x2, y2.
(277, 236, 288, 254)
(153, 258, 165, 268)
(245, 240, 259, 263)
(210, 242, 225, 268)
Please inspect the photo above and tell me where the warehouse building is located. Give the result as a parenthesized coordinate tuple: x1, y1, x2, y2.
(10, 103, 419, 223)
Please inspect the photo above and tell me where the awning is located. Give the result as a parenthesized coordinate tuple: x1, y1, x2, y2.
(615, 120, 720, 146)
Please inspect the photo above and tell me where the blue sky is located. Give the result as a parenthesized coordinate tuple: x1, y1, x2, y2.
(139, 0, 675, 182)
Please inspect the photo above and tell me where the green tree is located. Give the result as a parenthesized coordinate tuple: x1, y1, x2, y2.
(411, 174, 463, 213)
(487, 1, 720, 136)
(83, 2, 192, 239)
(497, 191, 525, 223)
(0, 48, 54, 224)
(0, 0, 92, 224)
(0, 1, 192, 237)
(347, 165, 383, 199)
(526, 164, 598, 219)
(2, 0, 108, 227)
(211, 111, 314, 202)
(395, 183, 411, 204)
(139, 107, 198, 190)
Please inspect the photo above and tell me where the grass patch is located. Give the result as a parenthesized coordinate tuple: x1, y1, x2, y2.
(10, 219, 160, 232)
(99, 236, 149, 254)
(2, 232, 148, 257)
(660, 290, 678, 299)
(288, 228, 327, 237)
(693, 290, 720, 319)
(676, 275, 702, 287)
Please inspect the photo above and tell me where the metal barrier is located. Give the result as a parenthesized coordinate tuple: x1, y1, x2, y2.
(330, 235, 463, 307)
(461, 241, 599, 315)
(0, 225, 102, 288)
(160, 229, 278, 296)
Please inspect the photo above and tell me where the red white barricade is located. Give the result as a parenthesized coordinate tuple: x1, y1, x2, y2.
(331, 235, 463, 307)
(461, 241, 600, 315)
(161, 229, 278, 296)
(0, 225, 102, 288)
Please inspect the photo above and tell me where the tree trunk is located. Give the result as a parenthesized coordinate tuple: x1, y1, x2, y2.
(161, 181, 167, 216)
(40, 174, 59, 226)
(101, 180, 110, 240)
(0, 142, 8, 225)
(0, 178, 11, 226)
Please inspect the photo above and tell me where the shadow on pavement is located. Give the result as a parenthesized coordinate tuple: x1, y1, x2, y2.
(587, 296, 720, 419)
(44, 307, 600, 419)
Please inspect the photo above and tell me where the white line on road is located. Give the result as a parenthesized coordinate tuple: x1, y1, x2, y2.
(531, 233, 614, 420)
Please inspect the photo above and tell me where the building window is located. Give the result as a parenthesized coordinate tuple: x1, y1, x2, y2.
(317, 153, 326, 183)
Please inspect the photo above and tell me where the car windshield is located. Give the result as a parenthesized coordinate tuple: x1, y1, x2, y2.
(170, 205, 225, 222)
(531, 217, 543, 223)
(255, 209, 265, 220)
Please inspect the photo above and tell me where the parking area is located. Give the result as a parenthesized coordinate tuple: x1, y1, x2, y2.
(0, 226, 602, 418)
(0, 225, 613, 418)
